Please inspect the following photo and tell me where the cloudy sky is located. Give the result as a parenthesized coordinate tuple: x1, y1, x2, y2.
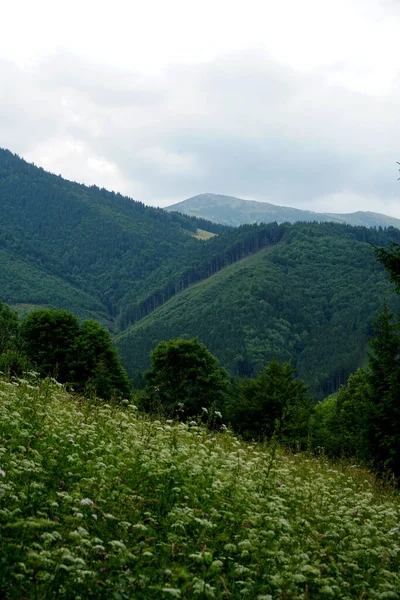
(2, 0, 400, 215)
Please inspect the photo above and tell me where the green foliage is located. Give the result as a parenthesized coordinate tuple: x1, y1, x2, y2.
(117, 222, 400, 399)
(144, 338, 229, 418)
(229, 360, 312, 447)
(1, 377, 400, 598)
(0, 300, 19, 354)
(0, 350, 29, 379)
(374, 242, 400, 292)
(72, 320, 132, 399)
(310, 369, 370, 458)
(364, 304, 400, 479)
(310, 394, 339, 456)
(20, 308, 131, 399)
(21, 309, 81, 382)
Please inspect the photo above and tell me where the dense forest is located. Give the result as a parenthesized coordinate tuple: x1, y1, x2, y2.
(116, 222, 400, 399)
(2, 148, 400, 398)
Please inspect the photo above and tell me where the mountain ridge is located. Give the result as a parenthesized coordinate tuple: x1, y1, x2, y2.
(166, 193, 400, 229)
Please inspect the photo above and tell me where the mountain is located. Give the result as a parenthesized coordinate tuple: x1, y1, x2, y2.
(3, 148, 400, 400)
(166, 193, 400, 229)
(0, 149, 228, 327)
(116, 221, 400, 399)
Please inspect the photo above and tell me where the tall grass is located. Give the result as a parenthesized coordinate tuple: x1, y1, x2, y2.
(0, 377, 399, 599)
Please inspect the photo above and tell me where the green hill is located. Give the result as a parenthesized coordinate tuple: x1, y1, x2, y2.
(0, 149, 223, 327)
(3, 149, 400, 398)
(116, 222, 400, 399)
(166, 192, 400, 229)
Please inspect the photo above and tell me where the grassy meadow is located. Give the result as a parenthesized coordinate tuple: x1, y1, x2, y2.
(0, 377, 399, 599)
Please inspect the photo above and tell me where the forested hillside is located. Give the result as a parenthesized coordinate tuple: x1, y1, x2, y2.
(116, 222, 400, 399)
(0, 149, 234, 327)
(2, 149, 400, 399)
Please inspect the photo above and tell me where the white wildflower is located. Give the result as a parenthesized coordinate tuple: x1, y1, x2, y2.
(80, 498, 94, 506)
(0, 469, 5, 478)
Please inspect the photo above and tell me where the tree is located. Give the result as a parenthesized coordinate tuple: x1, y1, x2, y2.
(20, 309, 80, 382)
(0, 301, 19, 355)
(72, 319, 131, 399)
(144, 338, 229, 418)
(20, 309, 131, 399)
(364, 304, 400, 478)
(229, 360, 312, 446)
(310, 369, 370, 459)
(374, 242, 400, 292)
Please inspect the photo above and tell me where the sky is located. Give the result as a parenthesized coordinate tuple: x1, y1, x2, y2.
(2, 0, 400, 215)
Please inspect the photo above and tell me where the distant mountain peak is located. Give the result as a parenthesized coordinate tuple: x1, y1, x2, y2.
(166, 193, 400, 229)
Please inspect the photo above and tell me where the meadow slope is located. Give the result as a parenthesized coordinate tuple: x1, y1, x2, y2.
(0, 377, 399, 599)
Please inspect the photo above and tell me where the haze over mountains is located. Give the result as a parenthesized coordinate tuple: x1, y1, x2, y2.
(2, 148, 400, 398)
(166, 193, 400, 229)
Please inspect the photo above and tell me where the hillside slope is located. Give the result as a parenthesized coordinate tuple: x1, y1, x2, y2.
(2, 377, 400, 598)
(116, 222, 400, 398)
(0, 149, 219, 326)
(166, 193, 400, 229)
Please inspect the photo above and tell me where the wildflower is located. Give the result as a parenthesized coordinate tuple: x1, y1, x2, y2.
(214, 411, 222, 419)
(100, 567, 106, 572)
(389, 527, 399, 535)
(220, 424, 228, 430)
(80, 498, 94, 506)
(202, 407, 208, 414)
(162, 589, 181, 597)
(189, 421, 198, 426)
(0, 469, 5, 478)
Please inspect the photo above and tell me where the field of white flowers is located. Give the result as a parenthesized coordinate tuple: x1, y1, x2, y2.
(0, 377, 399, 599)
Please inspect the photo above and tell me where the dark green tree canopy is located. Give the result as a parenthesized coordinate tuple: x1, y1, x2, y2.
(0, 301, 19, 355)
(20, 309, 80, 382)
(72, 319, 132, 399)
(374, 243, 400, 292)
(20, 308, 131, 399)
(229, 360, 312, 446)
(364, 304, 400, 478)
(144, 337, 229, 417)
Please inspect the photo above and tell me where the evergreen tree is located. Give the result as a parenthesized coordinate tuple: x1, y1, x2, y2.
(374, 242, 400, 292)
(365, 304, 400, 478)
(229, 360, 312, 446)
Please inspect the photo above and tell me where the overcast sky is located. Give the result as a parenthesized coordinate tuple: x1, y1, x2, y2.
(2, 0, 400, 215)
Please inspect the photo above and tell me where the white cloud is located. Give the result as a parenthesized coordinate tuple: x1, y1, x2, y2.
(1, 0, 400, 215)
